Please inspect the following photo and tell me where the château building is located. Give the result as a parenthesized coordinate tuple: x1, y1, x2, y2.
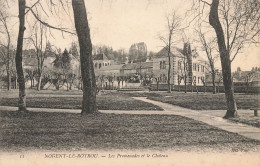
(152, 43, 207, 86)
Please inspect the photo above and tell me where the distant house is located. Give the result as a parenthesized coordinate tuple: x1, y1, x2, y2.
(22, 49, 37, 69)
(233, 67, 260, 82)
(120, 62, 153, 76)
(93, 53, 114, 70)
(95, 64, 123, 77)
(152, 43, 207, 86)
(43, 52, 56, 70)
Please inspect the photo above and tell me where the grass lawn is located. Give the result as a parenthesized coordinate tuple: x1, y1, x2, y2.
(140, 92, 259, 110)
(1, 110, 260, 152)
(0, 90, 162, 110)
(1, 89, 258, 110)
(113, 91, 260, 128)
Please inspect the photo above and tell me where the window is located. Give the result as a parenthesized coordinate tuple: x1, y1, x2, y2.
(95, 63, 98, 68)
(160, 61, 166, 69)
(160, 74, 167, 83)
(197, 65, 200, 71)
(198, 77, 200, 84)
(178, 61, 182, 70)
(193, 76, 196, 85)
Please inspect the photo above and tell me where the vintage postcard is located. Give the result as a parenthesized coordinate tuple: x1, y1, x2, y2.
(0, 0, 259, 165)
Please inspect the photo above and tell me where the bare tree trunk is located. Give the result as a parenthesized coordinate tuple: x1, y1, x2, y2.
(167, 55, 171, 93)
(15, 73, 17, 89)
(1, 10, 12, 90)
(37, 72, 42, 91)
(6, 47, 11, 90)
(15, 0, 27, 112)
(30, 78, 33, 89)
(184, 75, 187, 93)
(191, 81, 193, 93)
(72, 0, 97, 115)
(7, 70, 11, 90)
(209, 0, 237, 118)
(177, 76, 181, 92)
(212, 71, 216, 94)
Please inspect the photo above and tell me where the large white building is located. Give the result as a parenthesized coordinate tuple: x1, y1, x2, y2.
(152, 43, 207, 86)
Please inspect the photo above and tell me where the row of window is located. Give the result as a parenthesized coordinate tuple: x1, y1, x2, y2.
(159, 61, 205, 72)
(193, 76, 205, 84)
(193, 63, 205, 72)
(94, 62, 111, 69)
(158, 75, 205, 84)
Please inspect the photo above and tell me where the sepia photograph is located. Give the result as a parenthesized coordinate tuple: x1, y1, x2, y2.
(0, 0, 259, 165)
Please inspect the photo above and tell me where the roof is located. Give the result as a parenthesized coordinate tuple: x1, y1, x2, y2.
(121, 62, 153, 70)
(154, 46, 184, 58)
(93, 53, 109, 60)
(193, 55, 207, 63)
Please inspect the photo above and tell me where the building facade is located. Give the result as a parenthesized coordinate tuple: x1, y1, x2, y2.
(152, 43, 206, 86)
(93, 53, 114, 70)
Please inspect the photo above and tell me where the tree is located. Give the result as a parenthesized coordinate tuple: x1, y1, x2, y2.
(72, 0, 98, 115)
(242, 71, 256, 94)
(192, 0, 260, 118)
(159, 11, 181, 93)
(27, 22, 49, 91)
(177, 74, 183, 92)
(153, 76, 161, 91)
(61, 49, 73, 91)
(0, 4, 12, 90)
(183, 43, 192, 93)
(69, 42, 79, 58)
(113, 48, 127, 63)
(25, 68, 37, 89)
(52, 48, 72, 90)
(216, 71, 223, 93)
(196, 28, 218, 94)
(93, 44, 114, 60)
(15, 0, 27, 112)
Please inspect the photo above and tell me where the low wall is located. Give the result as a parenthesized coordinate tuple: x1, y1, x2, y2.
(150, 84, 260, 93)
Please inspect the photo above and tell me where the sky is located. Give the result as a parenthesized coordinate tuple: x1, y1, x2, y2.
(2, 0, 259, 71)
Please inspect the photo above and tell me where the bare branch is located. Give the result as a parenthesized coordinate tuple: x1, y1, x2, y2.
(25, 6, 76, 35)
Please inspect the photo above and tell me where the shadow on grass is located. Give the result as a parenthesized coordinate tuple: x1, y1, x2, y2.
(1, 111, 259, 152)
